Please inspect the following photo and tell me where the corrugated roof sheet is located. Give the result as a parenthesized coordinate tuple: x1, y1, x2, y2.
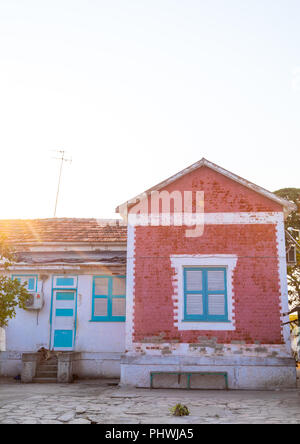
(0, 218, 127, 244)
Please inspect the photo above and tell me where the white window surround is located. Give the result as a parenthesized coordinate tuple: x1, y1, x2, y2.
(170, 255, 238, 331)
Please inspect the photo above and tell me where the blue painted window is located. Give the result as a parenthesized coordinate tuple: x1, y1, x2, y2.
(12, 275, 38, 292)
(91, 276, 126, 322)
(56, 277, 75, 287)
(183, 268, 228, 322)
(53, 276, 77, 288)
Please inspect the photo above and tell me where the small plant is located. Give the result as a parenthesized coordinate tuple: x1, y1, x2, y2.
(169, 403, 190, 416)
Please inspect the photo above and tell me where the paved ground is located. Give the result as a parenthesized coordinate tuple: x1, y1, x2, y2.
(1, 378, 300, 424)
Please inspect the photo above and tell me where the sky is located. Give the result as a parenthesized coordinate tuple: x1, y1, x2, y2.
(0, 0, 299, 220)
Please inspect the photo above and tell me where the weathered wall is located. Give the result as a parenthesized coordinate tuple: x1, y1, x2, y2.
(1, 272, 126, 377)
(121, 165, 295, 389)
(133, 223, 282, 344)
(130, 166, 283, 345)
(138, 166, 282, 214)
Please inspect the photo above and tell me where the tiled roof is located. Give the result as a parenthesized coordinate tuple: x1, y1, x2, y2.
(0, 218, 127, 244)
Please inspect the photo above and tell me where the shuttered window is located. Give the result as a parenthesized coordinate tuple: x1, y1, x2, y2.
(92, 276, 126, 322)
(12, 275, 37, 292)
(286, 245, 297, 264)
(184, 268, 228, 322)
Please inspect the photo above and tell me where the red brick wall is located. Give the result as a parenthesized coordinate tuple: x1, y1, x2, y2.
(135, 166, 282, 213)
(131, 167, 284, 345)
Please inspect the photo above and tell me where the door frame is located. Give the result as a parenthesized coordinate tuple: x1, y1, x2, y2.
(49, 276, 78, 351)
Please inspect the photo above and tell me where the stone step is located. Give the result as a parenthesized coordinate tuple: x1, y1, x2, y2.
(39, 358, 58, 365)
(32, 377, 57, 383)
(36, 371, 57, 378)
(37, 364, 58, 372)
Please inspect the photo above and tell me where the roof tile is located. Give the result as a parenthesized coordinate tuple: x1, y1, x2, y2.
(0, 218, 127, 244)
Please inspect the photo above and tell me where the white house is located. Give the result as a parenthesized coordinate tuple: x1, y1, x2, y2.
(0, 159, 297, 389)
(0, 218, 127, 379)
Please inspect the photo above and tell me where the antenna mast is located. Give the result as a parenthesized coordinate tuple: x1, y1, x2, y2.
(53, 150, 72, 217)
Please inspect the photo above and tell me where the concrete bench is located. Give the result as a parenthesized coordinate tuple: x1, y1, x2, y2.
(150, 371, 228, 390)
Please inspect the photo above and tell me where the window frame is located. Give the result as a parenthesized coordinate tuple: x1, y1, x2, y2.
(53, 275, 78, 289)
(183, 267, 228, 322)
(286, 245, 297, 265)
(170, 255, 237, 331)
(91, 275, 126, 322)
(11, 274, 38, 292)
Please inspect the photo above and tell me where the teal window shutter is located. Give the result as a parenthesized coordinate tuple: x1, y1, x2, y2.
(91, 276, 126, 322)
(184, 268, 228, 322)
(28, 278, 35, 291)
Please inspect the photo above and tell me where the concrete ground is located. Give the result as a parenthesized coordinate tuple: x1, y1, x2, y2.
(1, 378, 300, 424)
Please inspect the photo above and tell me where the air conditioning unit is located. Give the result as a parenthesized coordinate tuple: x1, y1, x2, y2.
(25, 292, 44, 310)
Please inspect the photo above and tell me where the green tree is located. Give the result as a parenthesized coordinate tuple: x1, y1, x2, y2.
(0, 236, 31, 328)
(274, 188, 300, 306)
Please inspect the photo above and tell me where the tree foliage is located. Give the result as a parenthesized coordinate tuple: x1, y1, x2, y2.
(274, 188, 300, 306)
(0, 236, 31, 328)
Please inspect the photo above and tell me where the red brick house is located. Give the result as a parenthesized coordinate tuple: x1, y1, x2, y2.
(118, 158, 297, 389)
(0, 158, 297, 388)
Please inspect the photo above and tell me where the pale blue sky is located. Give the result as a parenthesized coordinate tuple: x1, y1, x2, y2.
(0, 0, 299, 219)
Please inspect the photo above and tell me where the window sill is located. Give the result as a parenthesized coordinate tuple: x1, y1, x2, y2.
(177, 320, 235, 331)
(89, 318, 126, 323)
(182, 319, 231, 323)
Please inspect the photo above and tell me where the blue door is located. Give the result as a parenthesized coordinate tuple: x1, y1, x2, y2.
(51, 291, 76, 350)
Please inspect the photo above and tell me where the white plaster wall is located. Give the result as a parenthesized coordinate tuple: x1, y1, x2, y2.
(120, 355, 297, 389)
(75, 274, 125, 353)
(4, 273, 125, 354)
(5, 276, 53, 352)
(121, 362, 296, 389)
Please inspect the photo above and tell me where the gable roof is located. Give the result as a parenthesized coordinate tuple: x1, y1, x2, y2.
(0, 218, 127, 245)
(116, 158, 296, 214)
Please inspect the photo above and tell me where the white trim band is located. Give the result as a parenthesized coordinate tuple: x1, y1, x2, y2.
(127, 212, 284, 226)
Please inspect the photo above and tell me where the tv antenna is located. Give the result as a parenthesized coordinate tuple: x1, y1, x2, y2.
(52, 150, 72, 217)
